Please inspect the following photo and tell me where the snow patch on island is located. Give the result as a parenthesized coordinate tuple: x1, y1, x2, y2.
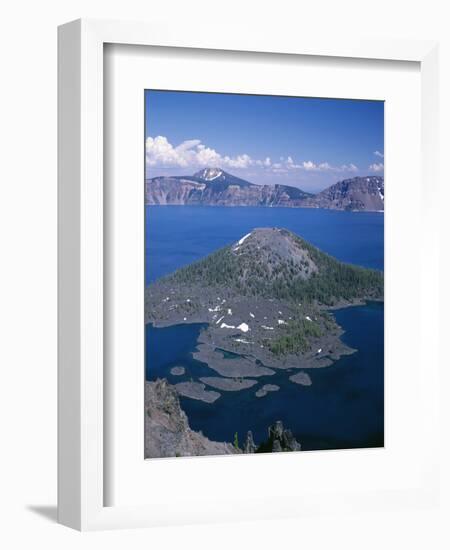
(237, 233, 251, 246)
(219, 321, 249, 332)
(233, 233, 251, 251)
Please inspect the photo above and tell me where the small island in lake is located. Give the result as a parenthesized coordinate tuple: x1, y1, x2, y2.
(146, 228, 383, 372)
(144, 227, 383, 457)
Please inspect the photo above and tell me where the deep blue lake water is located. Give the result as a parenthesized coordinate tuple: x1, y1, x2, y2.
(145, 206, 384, 284)
(145, 206, 384, 451)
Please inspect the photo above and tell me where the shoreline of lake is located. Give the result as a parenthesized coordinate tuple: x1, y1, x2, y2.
(145, 301, 384, 450)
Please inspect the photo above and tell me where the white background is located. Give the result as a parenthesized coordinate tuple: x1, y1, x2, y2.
(106, 44, 427, 510)
(0, 0, 449, 548)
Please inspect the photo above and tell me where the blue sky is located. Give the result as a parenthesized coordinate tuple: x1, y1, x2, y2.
(145, 90, 384, 192)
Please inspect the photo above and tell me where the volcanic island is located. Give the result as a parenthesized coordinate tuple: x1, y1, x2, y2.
(145, 228, 383, 394)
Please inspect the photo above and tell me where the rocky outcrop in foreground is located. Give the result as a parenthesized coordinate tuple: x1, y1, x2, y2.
(145, 379, 238, 458)
(145, 379, 303, 458)
(244, 421, 302, 453)
(243, 430, 257, 453)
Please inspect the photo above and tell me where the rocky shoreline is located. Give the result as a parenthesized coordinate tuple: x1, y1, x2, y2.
(199, 376, 258, 391)
(255, 384, 280, 398)
(289, 371, 312, 386)
(146, 282, 358, 386)
(174, 381, 220, 403)
(145, 379, 302, 458)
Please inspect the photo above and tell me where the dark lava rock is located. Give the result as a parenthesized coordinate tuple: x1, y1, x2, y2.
(243, 430, 257, 454)
(258, 420, 302, 453)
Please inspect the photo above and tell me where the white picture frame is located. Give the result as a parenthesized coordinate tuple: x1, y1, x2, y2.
(58, 18, 440, 531)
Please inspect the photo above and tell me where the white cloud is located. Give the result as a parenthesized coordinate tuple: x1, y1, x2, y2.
(145, 136, 191, 167)
(146, 135, 360, 176)
(146, 135, 252, 170)
(222, 154, 253, 168)
(255, 156, 272, 167)
(374, 150, 384, 158)
(300, 160, 358, 173)
(195, 144, 222, 166)
(369, 162, 384, 172)
(341, 163, 359, 173)
(302, 161, 317, 171)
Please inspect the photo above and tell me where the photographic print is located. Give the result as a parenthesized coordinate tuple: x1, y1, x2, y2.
(144, 91, 384, 458)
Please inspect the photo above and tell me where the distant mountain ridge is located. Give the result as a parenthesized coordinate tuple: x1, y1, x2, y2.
(301, 176, 384, 211)
(145, 168, 384, 211)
